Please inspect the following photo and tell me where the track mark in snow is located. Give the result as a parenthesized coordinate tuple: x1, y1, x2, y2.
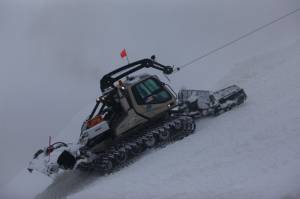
(35, 171, 99, 199)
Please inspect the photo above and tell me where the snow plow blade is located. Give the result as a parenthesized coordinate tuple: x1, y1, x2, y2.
(27, 142, 86, 176)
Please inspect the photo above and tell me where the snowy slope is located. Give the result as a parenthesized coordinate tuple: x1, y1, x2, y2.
(1, 0, 300, 189)
(69, 39, 300, 199)
(2, 39, 300, 199)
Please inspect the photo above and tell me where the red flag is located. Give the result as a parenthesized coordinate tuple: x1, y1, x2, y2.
(120, 49, 127, 59)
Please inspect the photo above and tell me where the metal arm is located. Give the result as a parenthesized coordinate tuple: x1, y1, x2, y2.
(100, 58, 174, 92)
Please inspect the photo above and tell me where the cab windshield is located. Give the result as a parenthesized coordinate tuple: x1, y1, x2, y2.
(132, 78, 172, 105)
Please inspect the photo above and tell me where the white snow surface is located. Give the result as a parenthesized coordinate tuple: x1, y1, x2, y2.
(1, 38, 300, 199)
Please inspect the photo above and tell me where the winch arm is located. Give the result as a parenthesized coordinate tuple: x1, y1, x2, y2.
(100, 58, 174, 92)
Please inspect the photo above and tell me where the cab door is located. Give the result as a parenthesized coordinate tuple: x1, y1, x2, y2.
(129, 77, 176, 119)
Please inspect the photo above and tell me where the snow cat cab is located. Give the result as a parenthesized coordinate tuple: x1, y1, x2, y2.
(79, 73, 177, 154)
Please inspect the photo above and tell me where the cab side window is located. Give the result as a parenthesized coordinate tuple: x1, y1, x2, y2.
(132, 78, 172, 105)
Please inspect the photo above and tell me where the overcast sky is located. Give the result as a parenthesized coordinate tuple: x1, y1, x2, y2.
(0, 0, 299, 187)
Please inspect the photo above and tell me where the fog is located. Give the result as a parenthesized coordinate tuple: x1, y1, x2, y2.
(0, 0, 299, 187)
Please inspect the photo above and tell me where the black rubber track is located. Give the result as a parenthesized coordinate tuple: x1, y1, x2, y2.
(77, 115, 195, 174)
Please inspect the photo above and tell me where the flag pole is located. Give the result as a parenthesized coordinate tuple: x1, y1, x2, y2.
(126, 56, 130, 64)
(48, 136, 51, 161)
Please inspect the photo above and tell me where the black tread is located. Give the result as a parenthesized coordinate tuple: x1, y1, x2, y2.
(77, 115, 195, 174)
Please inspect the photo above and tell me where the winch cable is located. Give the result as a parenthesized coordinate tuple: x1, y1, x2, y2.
(173, 7, 300, 73)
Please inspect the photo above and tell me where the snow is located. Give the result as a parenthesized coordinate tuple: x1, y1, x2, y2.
(1, 1, 300, 198)
(1, 37, 300, 199)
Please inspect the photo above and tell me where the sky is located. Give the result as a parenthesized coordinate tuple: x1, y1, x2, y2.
(0, 0, 300, 187)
